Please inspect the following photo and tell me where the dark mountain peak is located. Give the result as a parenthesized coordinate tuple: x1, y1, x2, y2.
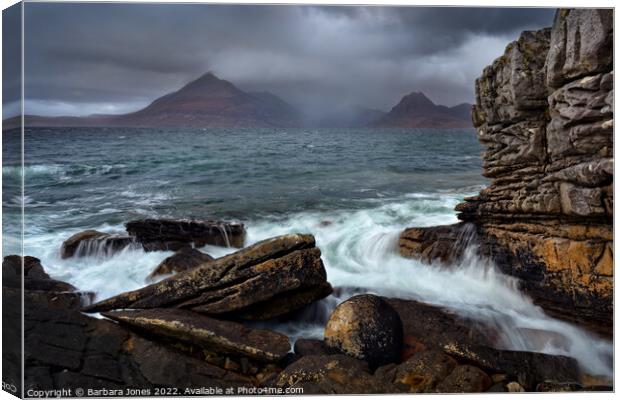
(111, 72, 302, 128)
(396, 91, 436, 110)
(191, 71, 221, 84)
(177, 71, 238, 95)
(372, 90, 472, 129)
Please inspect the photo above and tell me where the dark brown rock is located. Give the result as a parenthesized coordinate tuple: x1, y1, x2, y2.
(60, 230, 134, 259)
(398, 223, 475, 264)
(83, 234, 332, 321)
(275, 354, 395, 394)
(442, 341, 579, 390)
(324, 294, 403, 368)
(391, 350, 458, 393)
(146, 247, 214, 281)
(385, 298, 495, 350)
(435, 365, 492, 393)
(293, 339, 333, 357)
(102, 308, 291, 362)
(3, 255, 77, 293)
(21, 262, 253, 392)
(125, 218, 246, 250)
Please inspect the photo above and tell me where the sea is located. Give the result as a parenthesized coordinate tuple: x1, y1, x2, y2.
(1, 127, 613, 378)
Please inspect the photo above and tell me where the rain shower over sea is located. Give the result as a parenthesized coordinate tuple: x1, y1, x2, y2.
(2, 127, 613, 378)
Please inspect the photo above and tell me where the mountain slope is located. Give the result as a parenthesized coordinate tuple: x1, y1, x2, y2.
(372, 92, 472, 128)
(116, 73, 302, 128)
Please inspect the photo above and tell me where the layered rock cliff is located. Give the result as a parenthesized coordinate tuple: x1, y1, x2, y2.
(400, 9, 613, 332)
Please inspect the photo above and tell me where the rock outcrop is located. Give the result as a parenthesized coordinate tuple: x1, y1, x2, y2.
(60, 230, 135, 259)
(126, 218, 246, 250)
(399, 9, 613, 331)
(83, 234, 332, 320)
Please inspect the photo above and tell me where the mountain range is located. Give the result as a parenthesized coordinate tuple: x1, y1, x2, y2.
(3, 72, 472, 129)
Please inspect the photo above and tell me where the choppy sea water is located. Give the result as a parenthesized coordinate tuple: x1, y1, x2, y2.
(2, 127, 613, 378)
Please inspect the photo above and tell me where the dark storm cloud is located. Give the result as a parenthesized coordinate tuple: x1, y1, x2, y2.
(2, 3, 21, 118)
(15, 3, 555, 117)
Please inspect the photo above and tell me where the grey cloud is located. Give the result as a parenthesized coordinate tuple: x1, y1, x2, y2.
(13, 3, 555, 117)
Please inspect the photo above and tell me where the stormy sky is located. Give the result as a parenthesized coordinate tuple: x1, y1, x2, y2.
(5, 3, 555, 118)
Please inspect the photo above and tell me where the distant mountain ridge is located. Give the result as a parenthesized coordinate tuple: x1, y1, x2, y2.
(2, 73, 472, 130)
(3, 73, 302, 129)
(372, 92, 472, 128)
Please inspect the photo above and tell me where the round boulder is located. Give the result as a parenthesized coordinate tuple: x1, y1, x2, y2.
(324, 294, 403, 367)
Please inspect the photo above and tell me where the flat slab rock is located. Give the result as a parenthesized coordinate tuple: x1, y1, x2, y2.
(126, 218, 246, 250)
(442, 341, 580, 391)
(83, 234, 332, 320)
(103, 308, 291, 363)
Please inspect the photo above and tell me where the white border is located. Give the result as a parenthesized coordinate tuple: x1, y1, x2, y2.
(0, 2, 617, 400)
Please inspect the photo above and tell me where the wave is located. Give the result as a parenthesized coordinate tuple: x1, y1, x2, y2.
(2, 163, 132, 180)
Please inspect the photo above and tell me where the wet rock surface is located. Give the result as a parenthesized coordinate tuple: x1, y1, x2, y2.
(83, 234, 332, 320)
(399, 8, 613, 331)
(274, 354, 395, 394)
(442, 341, 580, 391)
(435, 365, 492, 393)
(324, 294, 403, 367)
(103, 308, 291, 362)
(147, 247, 214, 281)
(60, 230, 135, 259)
(7, 255, 608, 394)
(398, 223, 475, 264)
(126, 218, 246, 250)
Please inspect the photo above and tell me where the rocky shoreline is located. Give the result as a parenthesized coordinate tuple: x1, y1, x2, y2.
(4, 246, 611, 394)
(399, 8, 613, 335)
(3, 217, 613, 393)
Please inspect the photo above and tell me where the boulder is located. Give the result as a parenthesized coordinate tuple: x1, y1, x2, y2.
(125, 218, 246, 250)
(442, 341, 579, 390)
(274, 355, 395, 394)
(60, 230, 135, 259)
(102, 308, 291, 363)
(147, 247, 214, 281)
(83, 234, 332, 320)
(324, 294, 403, 368)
